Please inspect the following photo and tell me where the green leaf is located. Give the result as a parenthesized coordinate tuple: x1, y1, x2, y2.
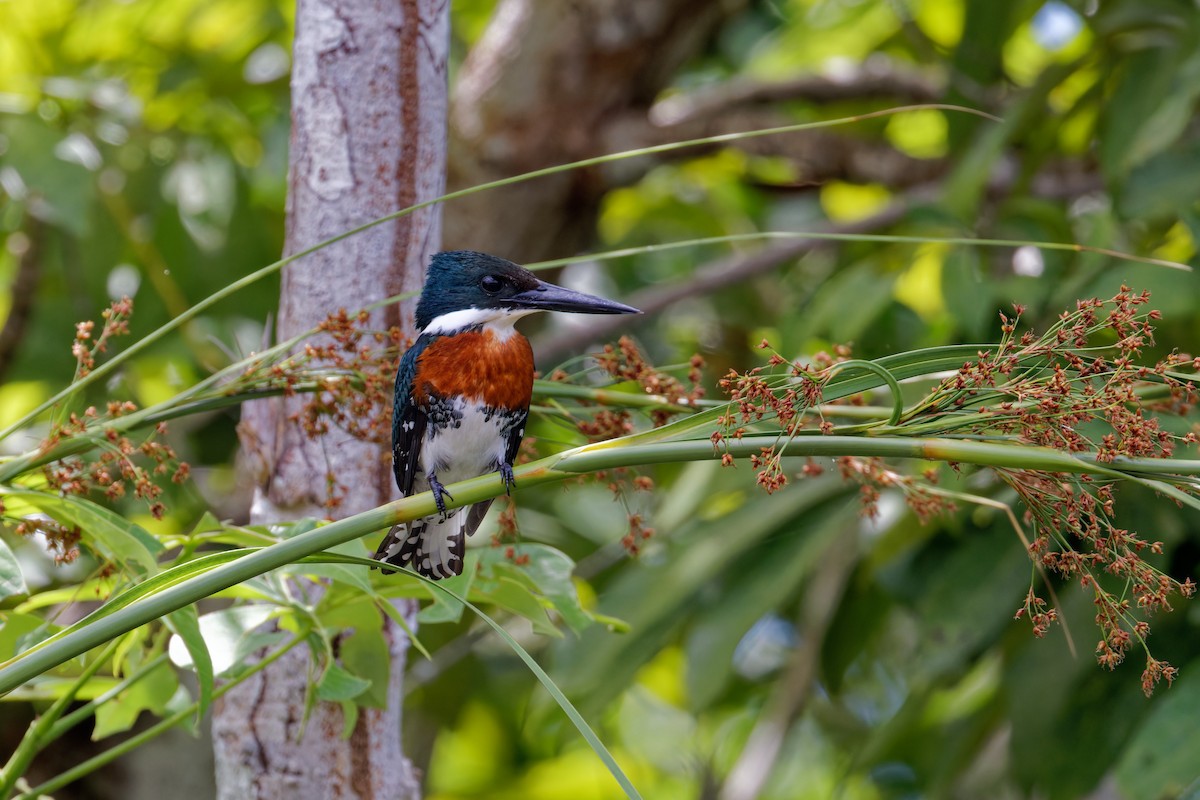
(164, 605, 213, 721)
(19, 549, 257, 667)
(91, 661, 178, 740)
(1118, 140, 1200, 222)
(1099, 45, 1189, 178)
(549, 478, 847, 719)
(424, 581, 644, 800)
(478, 544, 593, 633)
(0, 537, 28, 602)
(315, 662, 373, 702)
(416, 562, 475, 625)
(940, 248, 992, 340)
(684, 499, 852, 709)
(168, 604, 276, 676)
(318, 596, 390, 708)
(187, 511, 224, 536)
(2, 489, 161, 576)
(2, 116, 98, 237)
(802, 261, 897, 343)
(909, 528, 1030, 678)
(1115, 664, 1200, 799)
(475, 571, 560, 637)
(283, 537, 375, 594)
(0, 612, 55, 662)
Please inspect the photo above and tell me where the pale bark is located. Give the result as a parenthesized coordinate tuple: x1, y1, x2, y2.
(215, 0, 448, 797)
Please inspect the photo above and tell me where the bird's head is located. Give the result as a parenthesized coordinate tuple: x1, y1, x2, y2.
(415, 251, 640, 334)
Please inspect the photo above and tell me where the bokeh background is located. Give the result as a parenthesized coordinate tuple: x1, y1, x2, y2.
(2, 0, 1200, 797)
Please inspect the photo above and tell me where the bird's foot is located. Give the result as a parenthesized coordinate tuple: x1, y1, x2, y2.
(429, 474, 454, 518)
(500, 463, 516, 495)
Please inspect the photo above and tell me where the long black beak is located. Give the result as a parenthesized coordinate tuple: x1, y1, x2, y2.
(509, 279, 640, 315)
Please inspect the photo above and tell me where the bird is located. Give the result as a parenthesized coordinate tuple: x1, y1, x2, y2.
(374, 250, 640, 579)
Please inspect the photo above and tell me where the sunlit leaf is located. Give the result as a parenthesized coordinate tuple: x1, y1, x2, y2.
(164, 605, 212, 721)
(0, 537, 28, 601)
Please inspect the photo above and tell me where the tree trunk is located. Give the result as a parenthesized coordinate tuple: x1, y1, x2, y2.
(214, 0, 448, 797)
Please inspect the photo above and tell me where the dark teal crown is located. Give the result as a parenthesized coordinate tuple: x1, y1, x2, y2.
(413, 250, 640, 332)
(414, 251, 539, 331)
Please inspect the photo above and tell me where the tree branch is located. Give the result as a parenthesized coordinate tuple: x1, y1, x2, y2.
(0, 221, 43, 382)
(649, 60, 943, 126)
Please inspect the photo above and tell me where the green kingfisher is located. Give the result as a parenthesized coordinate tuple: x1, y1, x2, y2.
(374, 250, 640, 579)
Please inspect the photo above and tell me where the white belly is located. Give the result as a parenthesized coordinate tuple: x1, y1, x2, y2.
(419, 399, 513, 484)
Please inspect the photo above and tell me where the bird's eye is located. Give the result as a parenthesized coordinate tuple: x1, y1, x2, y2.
(480, 275, 504, 295)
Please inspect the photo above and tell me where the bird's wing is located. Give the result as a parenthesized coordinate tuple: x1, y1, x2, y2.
(463, 407, 530, 539)
(391, 336, 431, 496)
(502, 408, 529, 470)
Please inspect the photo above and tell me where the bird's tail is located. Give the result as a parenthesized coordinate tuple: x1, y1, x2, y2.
(374, 512, 466, 579)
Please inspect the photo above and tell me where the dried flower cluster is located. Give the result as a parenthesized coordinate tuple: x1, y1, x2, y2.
(283, 309, 406, 511)
(290, 309, 406, 446)
(72, 297, 133, 377)
(593, 335, 705, 427)
(713, 342, 853, 494)
(924, 290, 1197, 693)
(13, 517, 82, 565)
(919, 290, 1196, 462)
(16, 301, 188, 565)
(41, 414, 187, 527)
(548, 337, 705, 556)
(714, 288, 1199, 695)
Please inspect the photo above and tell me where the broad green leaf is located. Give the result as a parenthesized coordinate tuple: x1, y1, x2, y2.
(0, 537, 28, 601)
(475, 572, 560, 637)
(909, 528, 1030, 679)
(315, 662, 373, 703)
(0, 612, 58, 662)
(424, 580, 643, 800)
(17, 549, 257, 665)
(188, 511, 224, 536)
(940, 248, 992, 340)
(2, 489, 161, 576)
(416, 562, 475, 624)
(548, 478, 847, 720)
(282, 537, 375, 594)
(317, 595, 390, 708)
(336, 618, 390, 709)
(1118, 141, 1200, 222)
(1007, 587, 1150, 798)
(1115, 663, 1200, 799)
(167, 604, 275, 677)
(1099, 45, 1188, 178)
(494, 544, 591, 635)
(92, 661, 178, 740)
(2, 117, 97, 237)
(473, 545, 590, 634)
(14, 577, 120, 613)
(164, 605, 213, 721)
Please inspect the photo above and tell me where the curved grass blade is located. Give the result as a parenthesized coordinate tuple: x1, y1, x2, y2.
(300, 552, 643, 800)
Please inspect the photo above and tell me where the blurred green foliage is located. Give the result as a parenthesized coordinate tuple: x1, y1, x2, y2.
(3, 0, 1200, 799)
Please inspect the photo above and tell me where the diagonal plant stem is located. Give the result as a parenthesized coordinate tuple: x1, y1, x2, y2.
(11, 633, 305, 800)
(2, 432, 1197, 696)
(43, 653, 171, 743)
(0, 638, 120, 799)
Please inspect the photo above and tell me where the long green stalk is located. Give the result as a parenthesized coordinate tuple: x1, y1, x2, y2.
(0, 639, 120, 799)
(12, 634, 304, 800)
(2, 433, 1196, 696)
(526, 231, 1189, 272)
(43, 653, 170, 742)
